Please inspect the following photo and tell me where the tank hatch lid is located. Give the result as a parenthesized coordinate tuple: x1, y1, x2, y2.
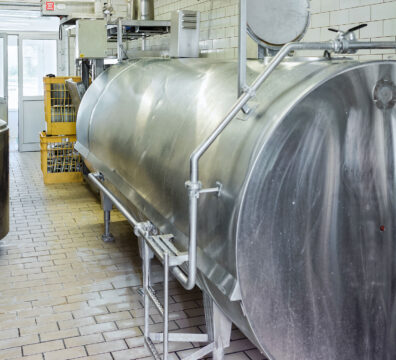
(0, 120, 7, 131)
(247, 0, 310, 50)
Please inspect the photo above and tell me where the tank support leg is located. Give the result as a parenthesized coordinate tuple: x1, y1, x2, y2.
(204, 293, 232, 360)
(101, 192, 114, 242)
(137, 236, 154, 296)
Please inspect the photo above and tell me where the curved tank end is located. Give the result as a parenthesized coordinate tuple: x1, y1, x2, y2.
(237, 61, 396, 360)
(0, 120, 9, 241)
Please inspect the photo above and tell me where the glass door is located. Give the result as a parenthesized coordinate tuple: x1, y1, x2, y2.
(18, 34, 57, 152)
(0, 34, 8, 123)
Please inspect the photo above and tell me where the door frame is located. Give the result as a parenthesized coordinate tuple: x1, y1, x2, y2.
(18, 32, 58, 152)
(0, 33, 8, 123)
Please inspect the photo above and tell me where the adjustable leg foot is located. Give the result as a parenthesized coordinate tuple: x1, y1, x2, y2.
(102, 210, 114, 242)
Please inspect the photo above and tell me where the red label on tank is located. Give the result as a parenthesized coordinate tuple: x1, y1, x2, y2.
(46, 2, 55, 11)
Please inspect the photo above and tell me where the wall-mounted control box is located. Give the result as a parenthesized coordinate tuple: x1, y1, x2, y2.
(76, 19, 107, 59)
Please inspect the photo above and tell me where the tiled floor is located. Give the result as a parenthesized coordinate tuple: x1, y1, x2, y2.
(0, 150, 264, 360)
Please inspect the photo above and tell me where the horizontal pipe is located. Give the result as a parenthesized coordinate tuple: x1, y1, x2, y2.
(88, 172, 196, 290)
(348, 41, 396, 50)
(88, 172, 139, 227)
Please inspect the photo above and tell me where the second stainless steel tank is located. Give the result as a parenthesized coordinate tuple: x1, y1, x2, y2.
(76, 58, 396, 359)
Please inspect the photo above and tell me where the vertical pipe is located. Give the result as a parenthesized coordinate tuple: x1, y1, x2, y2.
(163, 252, 169, 360)
(238, 0, 247, 97)
(140, 0, 154, 20)
(117, 18, 123, 62)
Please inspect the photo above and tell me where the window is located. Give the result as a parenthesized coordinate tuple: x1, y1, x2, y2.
(22, 39, 57, 96)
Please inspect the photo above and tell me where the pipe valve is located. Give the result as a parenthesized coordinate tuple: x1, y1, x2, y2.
(329, 24, 367, 54)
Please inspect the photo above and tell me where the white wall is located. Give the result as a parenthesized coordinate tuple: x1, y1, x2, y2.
(306, 0, 396, 59)
(141, 0, 240, 59)
(128, 0, 396, 59)
(65, 0, 396, 74)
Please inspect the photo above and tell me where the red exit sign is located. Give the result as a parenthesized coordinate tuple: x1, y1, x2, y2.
(46, 1, 55, 11)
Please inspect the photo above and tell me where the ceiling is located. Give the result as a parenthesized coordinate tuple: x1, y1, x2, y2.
(0, 3, 60, 32)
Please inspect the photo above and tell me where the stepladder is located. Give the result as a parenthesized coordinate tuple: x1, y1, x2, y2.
(140, 233, 233, 360)
(97, 188, 233, 360)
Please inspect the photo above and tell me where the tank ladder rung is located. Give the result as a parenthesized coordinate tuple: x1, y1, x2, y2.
(142, 233, 214, 360)
(148, 234, 188, 267)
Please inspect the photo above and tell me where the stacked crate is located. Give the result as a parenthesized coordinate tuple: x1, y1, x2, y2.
(41, 76, 83, 184)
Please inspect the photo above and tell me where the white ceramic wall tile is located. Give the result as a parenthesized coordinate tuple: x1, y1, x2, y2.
(306, 0, 396, 60)
(144, 0, 396, 59)
(65, 0, 396, 71)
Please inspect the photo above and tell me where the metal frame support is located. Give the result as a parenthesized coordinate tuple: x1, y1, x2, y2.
(142, 234, 231, 360)
(117, 18, 124, 62)
(204, 293, 232, 360)
(101, 191, 114, 242)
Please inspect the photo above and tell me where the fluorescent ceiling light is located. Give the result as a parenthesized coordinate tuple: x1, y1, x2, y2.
(0, 10, 41, 17)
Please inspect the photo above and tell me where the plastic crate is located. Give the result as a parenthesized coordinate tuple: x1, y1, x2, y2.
(44, 76, 81, 136)
(40, 132, 83, 184)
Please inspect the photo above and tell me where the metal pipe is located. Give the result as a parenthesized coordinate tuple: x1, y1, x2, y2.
(88, 173, 139, 227)
(348, 41, 396, 50)
(89, 172, 196, 289)
(140, 0, 154, 20)
(238, 0, 247, 97)
(117, 18, 123, 63)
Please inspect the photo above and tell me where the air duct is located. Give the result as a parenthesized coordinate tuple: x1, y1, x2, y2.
(128, 0, 153, 20)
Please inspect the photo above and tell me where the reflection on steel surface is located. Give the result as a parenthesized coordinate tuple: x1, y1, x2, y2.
(76, 58, 396, 359)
